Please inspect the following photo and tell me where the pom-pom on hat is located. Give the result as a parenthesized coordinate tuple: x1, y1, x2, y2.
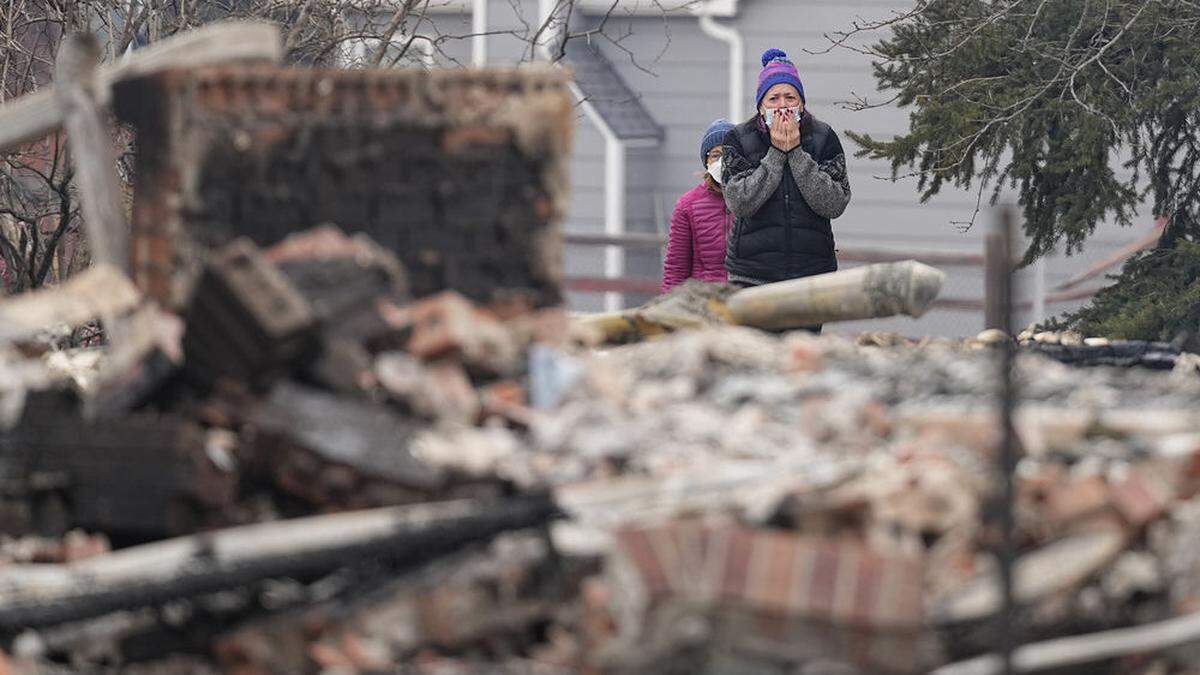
(756, 48, 805, 110)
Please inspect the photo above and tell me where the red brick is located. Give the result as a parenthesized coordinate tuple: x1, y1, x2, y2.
(443, 126, 511, 154)
(307, 641, 352, 670)
(479, 380, 532, 427)
(850, 551, 884, 626)
(719, 528, 756, 601)
(1110, 470, 1172, 528)
(1043, 474, 1112, 525)
(611, 524, 925, 633)
(874, 551, 924, 629)
(645, 524, 689, 595)
(695, 524, 731, 603)
(407, 291, 519, 375)
(807, 539, 841, 619)
(613, 528, 672, 598)
(749, 530, 798, 614)
(407, 292, 480, 360)
(654, 522, 693, 595)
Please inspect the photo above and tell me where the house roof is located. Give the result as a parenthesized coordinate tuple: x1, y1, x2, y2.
(562, 39, 664, 144)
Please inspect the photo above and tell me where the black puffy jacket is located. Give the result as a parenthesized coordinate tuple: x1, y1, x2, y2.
(723, 114, 845, 283)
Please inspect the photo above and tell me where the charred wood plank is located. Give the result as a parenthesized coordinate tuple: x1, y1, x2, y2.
(55, 33, 130, 275)
(10, 397, 235, 538)
(0, 21, 281, 153)
(0, 265, 139, 342)
(249, 382, 444, 505)
(1023, 341, 1180, 370)
(0, 495, 558, 629)
(215, 532, 564, 670)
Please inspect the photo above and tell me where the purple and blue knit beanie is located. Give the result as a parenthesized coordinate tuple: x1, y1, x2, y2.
(756, 48, 805, 110)
(700, 118, 735, 166)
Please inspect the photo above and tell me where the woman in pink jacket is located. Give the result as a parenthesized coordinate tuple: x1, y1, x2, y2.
(661, 119, 736, 292)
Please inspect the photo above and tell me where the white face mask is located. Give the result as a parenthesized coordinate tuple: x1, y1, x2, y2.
(707, 156, 724, 185)
(763, 106, 802, 128)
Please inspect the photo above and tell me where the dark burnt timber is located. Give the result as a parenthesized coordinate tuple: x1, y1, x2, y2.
(0, 495, 558, 630)
(249, 382, 446, 508)
(6, 392, 236, 539)
(112, 66, 572, 310)
(1025, 341, 1181, 370)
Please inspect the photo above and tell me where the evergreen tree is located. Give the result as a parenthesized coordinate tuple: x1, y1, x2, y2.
(844, 0, 1200, 339)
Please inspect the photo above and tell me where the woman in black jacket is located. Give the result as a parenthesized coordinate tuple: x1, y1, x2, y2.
(722, 48, 851, 296)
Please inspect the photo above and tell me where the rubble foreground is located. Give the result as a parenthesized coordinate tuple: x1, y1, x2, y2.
(3, 236, 1200, 674)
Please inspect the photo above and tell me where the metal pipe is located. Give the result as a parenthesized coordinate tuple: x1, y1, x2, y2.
(604, 134, 627, 312)
(994, 206, 1018, 675)
(472, 0, 488, 66)
(542, 0, 626, 310)
(537, 0, 558, 59)
(698, 13, 744, 122)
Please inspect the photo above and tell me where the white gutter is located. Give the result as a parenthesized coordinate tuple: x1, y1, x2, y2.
(698, 12, 744, 122)
(602, 128, 627, 312)
(471, 0, 488, 66)
(537, 0, 559, 58)
(543, 0, 629, 311)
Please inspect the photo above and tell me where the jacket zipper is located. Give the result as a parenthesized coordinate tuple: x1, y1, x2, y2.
(784, 179, 793, 273)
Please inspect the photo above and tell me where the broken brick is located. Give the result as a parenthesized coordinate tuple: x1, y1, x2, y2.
(182, 238, 316, 387)
(1024, 471, 1112, 533)
(251, 382, 445, 507)
(407, 292, 520, 376)
(479, 381, 532, 427)
(1110, 470, 1173, 528)
(375, 353, 480, 425)
(610, 523, 923, 631)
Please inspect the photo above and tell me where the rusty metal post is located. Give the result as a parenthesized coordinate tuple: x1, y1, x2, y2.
(984, 214, 1011, 331)
(994, 206, 1018, 675)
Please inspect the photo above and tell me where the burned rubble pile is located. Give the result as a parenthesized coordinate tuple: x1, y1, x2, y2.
(4, 245, 1200, 674)
(0, 225, 572, 674)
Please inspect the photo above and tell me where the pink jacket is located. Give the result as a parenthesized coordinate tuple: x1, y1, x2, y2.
(661, 182, 732, 292)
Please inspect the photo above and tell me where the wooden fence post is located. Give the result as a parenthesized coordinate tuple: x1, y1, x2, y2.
(55, 33, 130, 276)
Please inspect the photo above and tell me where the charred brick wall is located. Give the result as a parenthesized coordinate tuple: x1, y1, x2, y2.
(114, 66, 573, 311)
